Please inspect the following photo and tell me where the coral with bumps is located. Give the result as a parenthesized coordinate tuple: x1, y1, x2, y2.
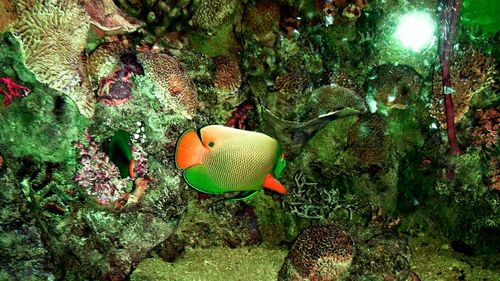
(137, 51, 198, 119)
(348, 115, 391, 165)
(278, 224, 354, 281)
(431, 45, 497, 126)
(213, 55, 242, 105)
(13, 0, 94, 117)
(191, 0, 237, 32)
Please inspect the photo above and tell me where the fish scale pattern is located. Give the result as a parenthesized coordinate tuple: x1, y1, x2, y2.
(203, 139, 277, 192)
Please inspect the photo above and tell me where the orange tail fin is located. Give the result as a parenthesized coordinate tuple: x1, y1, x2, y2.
(262, 174, 287, 195)
(175, 129, 205, 169)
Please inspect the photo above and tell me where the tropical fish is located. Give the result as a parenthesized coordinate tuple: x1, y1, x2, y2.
(175, 125, 287, 200)
(106, 130, 135, 179)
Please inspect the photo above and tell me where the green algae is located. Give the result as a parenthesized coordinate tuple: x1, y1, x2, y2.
(131, 246, 287, 281)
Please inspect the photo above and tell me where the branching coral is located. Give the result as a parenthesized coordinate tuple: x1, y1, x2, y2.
(0, 77, 30, 106)
(281, 171, 356, 220)
(278, 224, 354, 281)
(431, 45, 497, 127)
(471, 106, 499, 149)
(137, 51, 198, 119)
(13, 0, 94, 117)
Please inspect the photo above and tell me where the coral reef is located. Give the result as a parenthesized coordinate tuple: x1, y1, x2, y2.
(213, 55, 243, 105)
(347, 114, 391, 165)
(82, 0, 143, 36)
(349, 225, 412, 280)
(364, 64, 423, 113)
(225, 101, 256, 130)
(0, 77, 30, 106)
(278, 224, 354, 281)
(430, 44, 497, 127)
(243, 1, 281, 46)
(88, 45, 144, 106)
(74, 130, 148, 207)
(0, 0, 17, 33)
(13, 0, 95, 117)
(191, 0, 237, 32)
(137, 51, 198, 119)
(471, 106, 499, 149)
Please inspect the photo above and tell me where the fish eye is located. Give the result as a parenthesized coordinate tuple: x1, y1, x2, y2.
(208, 141, 215, 147)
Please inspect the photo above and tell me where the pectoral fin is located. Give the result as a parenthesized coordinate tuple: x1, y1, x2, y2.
(262, 174, 287, 195)
(183, 165, 222, 195)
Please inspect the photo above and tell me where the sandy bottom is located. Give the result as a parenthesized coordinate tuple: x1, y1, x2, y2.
(132, 236, 500, 281)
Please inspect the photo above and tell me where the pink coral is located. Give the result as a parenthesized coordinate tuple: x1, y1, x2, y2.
(0, 77, 30, 106)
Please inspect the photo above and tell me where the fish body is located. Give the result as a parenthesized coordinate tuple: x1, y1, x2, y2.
(175, 125, 287, 197)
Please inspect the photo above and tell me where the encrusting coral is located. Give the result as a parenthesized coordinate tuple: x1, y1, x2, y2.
(13, 0, 95, 117)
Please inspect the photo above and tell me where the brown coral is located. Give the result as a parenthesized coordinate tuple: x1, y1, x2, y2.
(13, 0, 94, 117)
(348, 115, 391, 165)
(431, 44, 497, 127)
(213, 56, 242, 105)
(0, 0, 18, 33)
(243, 1, 280, 46)
(191, 0, 237, 32)
(278, 224, 354, 281)
(137, 51, 198, 119)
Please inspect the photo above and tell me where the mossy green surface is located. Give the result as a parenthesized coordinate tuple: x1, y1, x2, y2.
(131, 246, 287, 281)
(0, 33, 88, 162)
(409, 235, 500, 280)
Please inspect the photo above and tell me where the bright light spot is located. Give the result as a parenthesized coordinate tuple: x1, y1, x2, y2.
(395, 12, 436, 52)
